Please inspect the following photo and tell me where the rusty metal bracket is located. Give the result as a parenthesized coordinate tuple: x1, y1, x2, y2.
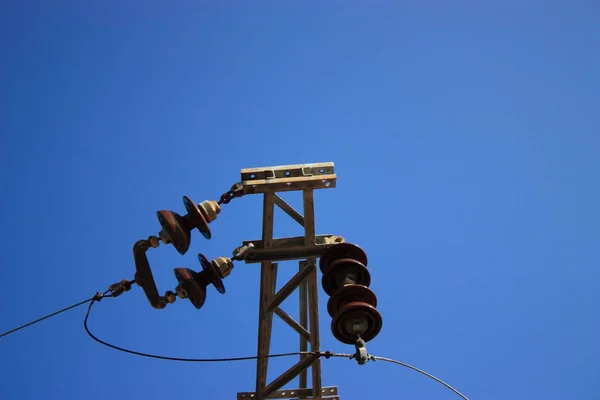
(232, 242, 255, 261)
(240, 162, 336, 194)
(241, 235, 344, 264)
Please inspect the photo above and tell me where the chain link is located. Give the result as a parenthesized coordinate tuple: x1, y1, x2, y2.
(218, 182, 244, 205)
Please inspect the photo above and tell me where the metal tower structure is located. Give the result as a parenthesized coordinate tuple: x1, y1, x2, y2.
(235, 162, 340, 400)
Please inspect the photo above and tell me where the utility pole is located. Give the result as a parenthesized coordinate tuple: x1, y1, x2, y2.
(235, 162, 340, 400)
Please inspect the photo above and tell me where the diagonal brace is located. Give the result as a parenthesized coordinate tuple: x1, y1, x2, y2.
(262, 353, 321, 398)
(274, 307, 310, 341)
(265, 262, 314, 312)
(273, 194, 305, 227)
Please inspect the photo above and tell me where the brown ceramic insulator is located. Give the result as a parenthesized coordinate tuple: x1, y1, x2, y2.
(174, 267, 207, 309)
(319, 243, 368, 273)
(321, 258, 371, 296)
(157, 210, 191, 255)
(330, 301, 383, 344)
(326, 284, 378, 318)
(197, 253, 225, 294)
(183, 196, 211, 240)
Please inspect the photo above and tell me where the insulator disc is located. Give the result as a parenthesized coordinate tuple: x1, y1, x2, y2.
(198, 253, 225, 294)
(321, 258, 371, 296)
(183, 196, 211, 240)
(331, 301, 383, 344)
(174, 267, 207, 309)
(327, 284, 377, 318)
(319, 243, 368, 273)
(157, 210, 191, 255)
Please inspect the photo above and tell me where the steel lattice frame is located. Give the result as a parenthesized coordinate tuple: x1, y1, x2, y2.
(236, 163, 341, 400)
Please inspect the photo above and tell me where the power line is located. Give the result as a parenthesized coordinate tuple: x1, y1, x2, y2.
(326, 352, 469, 400)
(84, 293, 312, 363)
(0, 292, 108, 339)
(371, 355, 469, 400)
(2, 287, 470, 399)
(85, 293, 468, 399)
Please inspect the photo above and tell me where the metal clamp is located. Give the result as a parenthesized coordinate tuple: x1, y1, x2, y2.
(218, 182, 245, 205)
(108, 279, 133, 298)
(353, 337, 370, 365)
(232, 243, 255, 261)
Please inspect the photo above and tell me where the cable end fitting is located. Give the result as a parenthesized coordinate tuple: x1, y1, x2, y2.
(108, 279, 134, 298)
(354, 337, 370, 365)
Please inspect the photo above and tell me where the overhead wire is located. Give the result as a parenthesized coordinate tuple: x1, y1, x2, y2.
(84, 292, 310, 363)
(325, 352, 469, 400)
(2, 286, 470, 399)
(85, 294, 469, 398)
(0, 291, 109, 339)
(370, 355, 469, 400)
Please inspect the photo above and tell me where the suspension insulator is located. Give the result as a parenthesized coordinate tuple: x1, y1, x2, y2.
(319, 243, 368, 273)
(321, 258, 371, 296)
(327, 284, 378, 318)
(157, 210, 191, 255)
(172, 253, 226, 309)
(183, 196, 212, 239)
(197, 253, 226, 294)
(156, 196, 215, 255)
(330, 301, 383, 344)
(174, 268, 207, 309)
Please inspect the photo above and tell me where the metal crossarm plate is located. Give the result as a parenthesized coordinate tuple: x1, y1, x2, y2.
(237, 386, 338, 399)
(241, 162, 336, 194)
(241, 235, 344, 264)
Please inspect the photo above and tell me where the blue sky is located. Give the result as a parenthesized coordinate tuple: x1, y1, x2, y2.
(1, 2, 599, 399)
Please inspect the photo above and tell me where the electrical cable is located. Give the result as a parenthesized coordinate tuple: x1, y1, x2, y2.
(0, 292, 109, 339)
(84, 294, 311, 363)
(327, 352, 469, 400)
(3, 286, 469, 399)
(371, 355, 469, 400)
